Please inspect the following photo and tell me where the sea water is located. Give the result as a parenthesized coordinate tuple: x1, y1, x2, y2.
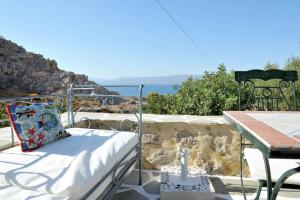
(105, 84, 179, 97)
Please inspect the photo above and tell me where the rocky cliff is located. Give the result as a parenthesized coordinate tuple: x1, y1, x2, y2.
(0, 37, 110, 97)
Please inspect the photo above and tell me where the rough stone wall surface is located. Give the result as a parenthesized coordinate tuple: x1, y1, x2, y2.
(75, 119, 249, 176)
(0, 38, 111, 97)
(141, 122, 246, 176)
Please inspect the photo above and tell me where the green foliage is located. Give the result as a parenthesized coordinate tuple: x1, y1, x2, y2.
(143, 92, 172, 114)
(145, 59, 300, 115)
(284, 56, 300, 93)
(284, 56, 300, 108)
(173, 64, 238, 115)
(285, 56, 300, 71)
(145, 64, 241, 115)
(264, 62, 279, 70)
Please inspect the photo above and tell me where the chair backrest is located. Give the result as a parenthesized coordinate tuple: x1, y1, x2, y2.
(235, 69, 298, 111)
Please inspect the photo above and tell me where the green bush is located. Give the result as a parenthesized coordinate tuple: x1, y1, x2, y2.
(173, 64, 239, 115)
(145, 64, 242, 115)
(145, 57, 300, 115)
(143, 93, 169, 114)
(285, 57, 300, 93)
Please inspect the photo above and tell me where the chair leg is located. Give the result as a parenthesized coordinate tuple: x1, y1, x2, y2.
(240, 135, 247, 200)
(270, 166, 300, 200)
(263, 155, 272, 200)
(240, 136, 263, 200)
(138, 155, 142, 185)
(253, 181, 263, 200)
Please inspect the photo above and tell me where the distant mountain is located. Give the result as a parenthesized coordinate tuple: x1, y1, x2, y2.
(0, 38, 113, 97)
(91, 75, 202, 85)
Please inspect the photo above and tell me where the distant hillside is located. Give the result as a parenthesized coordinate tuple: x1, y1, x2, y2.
(92, 75, 202, 85)
(0, 38, 112, 97)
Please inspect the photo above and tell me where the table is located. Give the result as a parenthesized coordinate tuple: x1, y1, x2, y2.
(160, 166, 215, 200)
(223, 111, 300, 200)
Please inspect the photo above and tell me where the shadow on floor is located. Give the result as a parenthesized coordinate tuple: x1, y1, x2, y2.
(112, 170, 300, 200)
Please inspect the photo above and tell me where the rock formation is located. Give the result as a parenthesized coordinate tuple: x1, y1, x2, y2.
(0, 37, 111, 97)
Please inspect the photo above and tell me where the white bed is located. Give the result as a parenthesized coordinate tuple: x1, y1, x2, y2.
(0, 128, 138, 200)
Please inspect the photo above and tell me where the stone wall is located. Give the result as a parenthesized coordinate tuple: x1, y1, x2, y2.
(142, 122, 243, 176)
(73, 113, 249, 176)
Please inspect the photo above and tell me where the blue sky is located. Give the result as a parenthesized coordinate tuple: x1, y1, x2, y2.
(1, 0, 300, 79)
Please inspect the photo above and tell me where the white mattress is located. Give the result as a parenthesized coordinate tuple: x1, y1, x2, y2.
(244, 148, 300, 185)
(0, 128, 138, 200)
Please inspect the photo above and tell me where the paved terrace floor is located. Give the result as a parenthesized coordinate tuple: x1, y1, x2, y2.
(113, 169, 300, 200)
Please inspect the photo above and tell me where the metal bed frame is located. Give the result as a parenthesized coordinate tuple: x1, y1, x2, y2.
(0, 84, 144, 200)
(67, 84, 144, 200)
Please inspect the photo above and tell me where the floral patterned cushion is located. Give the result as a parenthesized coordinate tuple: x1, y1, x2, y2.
(6, 103, 70, 152)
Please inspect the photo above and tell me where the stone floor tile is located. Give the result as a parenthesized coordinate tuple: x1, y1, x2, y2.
(143, 180, 160, 194)
(112, 190, 149, 200)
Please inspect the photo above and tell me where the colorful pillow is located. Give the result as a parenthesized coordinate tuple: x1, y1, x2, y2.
(6, 103, 70, 152)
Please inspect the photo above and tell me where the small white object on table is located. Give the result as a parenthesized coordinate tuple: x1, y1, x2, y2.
(160, 166, 215, 200)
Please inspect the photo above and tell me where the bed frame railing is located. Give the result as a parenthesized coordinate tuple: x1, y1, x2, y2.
(67, 84, 144, 191)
